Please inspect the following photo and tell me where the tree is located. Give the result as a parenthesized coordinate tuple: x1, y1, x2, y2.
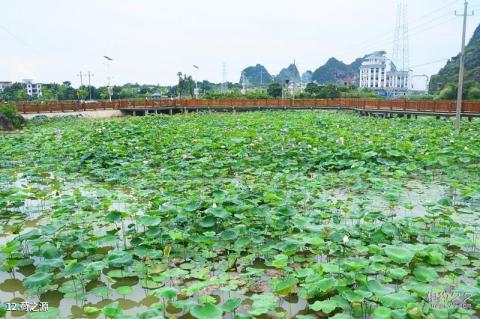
(177, 72, 185, 99)
(436, 84, 457, 100)
(304, 83, 320, 97)
(267, 83, 282, 98)
(467, 86, 480, 100)
(187, 75, 194, 98)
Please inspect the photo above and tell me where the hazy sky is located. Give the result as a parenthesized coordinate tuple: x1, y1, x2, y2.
(1, 0, 479, 87)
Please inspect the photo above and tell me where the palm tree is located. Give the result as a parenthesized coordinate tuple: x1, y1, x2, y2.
(177, 72, 184, 99)
(187, 76, 194, 98)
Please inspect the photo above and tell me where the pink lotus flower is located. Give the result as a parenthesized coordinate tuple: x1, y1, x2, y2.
(182, 154, 188, 160)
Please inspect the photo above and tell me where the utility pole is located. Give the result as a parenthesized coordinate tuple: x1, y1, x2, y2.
(104, 56, 113, 102)
(193, 65, 200, 99)
(454, 0, 474, 133)
(87, 71, 94, 101)
(77, 72, 84, 87)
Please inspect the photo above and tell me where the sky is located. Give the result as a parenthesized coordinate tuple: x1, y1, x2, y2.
(1, 0, 479, 87)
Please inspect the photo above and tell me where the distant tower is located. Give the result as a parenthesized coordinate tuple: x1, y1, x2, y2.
(241, 71, 247, 95)
(392, 1, 410, 72)
(392, 0, 411, 95)
(221, 62, 228, 93)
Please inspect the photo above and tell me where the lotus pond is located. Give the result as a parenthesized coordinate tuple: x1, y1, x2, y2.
(0, 111, 479, 319)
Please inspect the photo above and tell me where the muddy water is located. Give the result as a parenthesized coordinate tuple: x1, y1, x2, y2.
(0, 175, 474, 318)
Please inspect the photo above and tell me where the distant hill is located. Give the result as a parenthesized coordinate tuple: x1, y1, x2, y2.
(240, 64, 273, 85)
(302, 71, 313, 83)
(276, 64, 301, 84)
(311, 51, 386, 85)
(429, 23, 480, 95)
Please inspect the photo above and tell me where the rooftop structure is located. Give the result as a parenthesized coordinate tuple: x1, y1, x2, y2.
(23, 79, 42, 98)
(359, 52, 412, 97)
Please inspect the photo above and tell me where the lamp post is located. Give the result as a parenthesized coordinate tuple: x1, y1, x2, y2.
(104, 56, 113, 101)
(193, 65, 200, 99)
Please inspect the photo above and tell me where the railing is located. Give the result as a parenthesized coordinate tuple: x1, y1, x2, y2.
(15, 98, 480, 114)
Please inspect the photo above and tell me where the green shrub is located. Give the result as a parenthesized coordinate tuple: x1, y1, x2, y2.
(467, 86, 480, 100)
(0, 103, 25, 130)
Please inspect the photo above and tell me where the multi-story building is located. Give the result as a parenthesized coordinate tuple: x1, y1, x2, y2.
(23, 79, 42, 97)
(359, 52, 412, 97)
(0, 81, 12, 93)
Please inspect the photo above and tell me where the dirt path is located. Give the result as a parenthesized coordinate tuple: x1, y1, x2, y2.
(21, 109, 123, 119)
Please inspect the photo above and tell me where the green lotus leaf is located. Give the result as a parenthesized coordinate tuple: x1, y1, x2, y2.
(207, 207, 229, 219)
(153, 286, 178, 299)
(379, 291, 416, 309)
(137, 309, 165, 319)
(222, 229, 239, 241)
(271, 276, 298, 295)
(36, 258, 64, 272)
(116, 285, 133, 296)
(373, 306, 392, 319)
(107, 269, 136, 278)
(367, 280, 395, 296)
(413, 265, 439, 283)
(309, 299, 338, 313)
(272, 254, 288, 269)
(190, 302, 223, 319)
(198, 216, 217, 228)
(384, 245, 415, 264)
(221, 298, 242, 312)
(106, 251, 133, 268)
(249, 293, 278, 316)
(83, 306, 101, 314)
(138, 215, 162, 227)
(102, 302, 123, 318)
(23, 271, 53, 290)
(40, 243, 61, 259)
(90, 286, 110, 298)
(388, 268, 409, 280)
(172, 299, 197, 310)
(63, 262, 85, 276)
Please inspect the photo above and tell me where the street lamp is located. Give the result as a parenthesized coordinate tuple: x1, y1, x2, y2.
(104, 56, 113, 101)
(193, 65, 199, 99)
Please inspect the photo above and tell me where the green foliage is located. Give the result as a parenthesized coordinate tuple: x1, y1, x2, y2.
(1, 112, 480, 318)
(241, 64, 273, 86)
(430, 23, 480, 96)
(267, 83, 282, 98)
(299, 83, 343, 99)
(0, 103, 25, 129)
(435, 84, 457, 100)
(466, 84, 480, 100)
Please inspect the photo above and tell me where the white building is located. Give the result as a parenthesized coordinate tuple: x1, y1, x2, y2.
(359, 52, 412, 97)
(0, 81, 12, 93)
(23, 79, 42, 97)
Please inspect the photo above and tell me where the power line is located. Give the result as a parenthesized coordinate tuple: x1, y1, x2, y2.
(410, 58, 451, 69)
(335, 1, 460, 57)
(0, 24, 45, 57)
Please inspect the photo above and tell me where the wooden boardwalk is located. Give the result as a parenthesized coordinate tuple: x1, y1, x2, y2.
(15, 98, 480, 119)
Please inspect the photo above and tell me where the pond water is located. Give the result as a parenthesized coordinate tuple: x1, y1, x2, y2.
(2, 171, 475, 319)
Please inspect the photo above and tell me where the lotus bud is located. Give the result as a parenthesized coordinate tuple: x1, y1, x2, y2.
(182, 154, 188, 160)
(343, 235, 349, 244)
